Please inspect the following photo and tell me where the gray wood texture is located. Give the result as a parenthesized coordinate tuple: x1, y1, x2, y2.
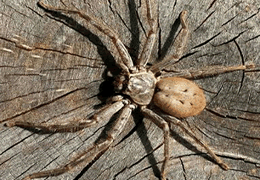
(0, 0, 260, 179)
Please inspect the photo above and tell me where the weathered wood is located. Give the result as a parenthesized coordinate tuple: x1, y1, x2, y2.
(0, 0, 259, 180)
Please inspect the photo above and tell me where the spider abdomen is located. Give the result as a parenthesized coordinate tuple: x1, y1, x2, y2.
(153, 77, 206, 118)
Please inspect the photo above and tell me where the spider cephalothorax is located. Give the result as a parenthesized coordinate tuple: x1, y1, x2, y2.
(5, 0, 255, 180)
(123, 70, 156, 105)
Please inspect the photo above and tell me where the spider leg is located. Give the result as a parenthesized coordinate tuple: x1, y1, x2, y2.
(137, 0, 158, 69)
(21, 103, 135, 180)
(160, 63, 255, 79)
(141, 107, 170, 180)
(163, 114, 229, 170)
(38, 0, 134, 73)
(150, 11, 189, 73)
(6, 99, 126, 133)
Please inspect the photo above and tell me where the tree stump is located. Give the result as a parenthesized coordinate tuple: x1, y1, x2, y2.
(0, 0, 259, 179)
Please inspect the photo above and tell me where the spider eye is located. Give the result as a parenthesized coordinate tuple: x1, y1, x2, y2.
(155, 87, 161, 92)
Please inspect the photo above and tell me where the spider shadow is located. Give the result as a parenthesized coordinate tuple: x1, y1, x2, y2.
(158, 10, 184, 62)
(96, 8, 192, 178)
(132, 109, 162, 179)
(169, 124, 219, 166)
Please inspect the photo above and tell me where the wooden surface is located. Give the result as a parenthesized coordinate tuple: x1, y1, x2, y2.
(1, 0, 260, 180)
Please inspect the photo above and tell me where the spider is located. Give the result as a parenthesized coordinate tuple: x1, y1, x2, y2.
(5, 0, 255, 179)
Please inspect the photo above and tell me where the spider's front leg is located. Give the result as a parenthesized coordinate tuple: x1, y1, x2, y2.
(141, 107, 170, 180)
(6, 96, 126, 133)
(137, 0, 158, 68)
(21, 103, 136, 180)
(38, 0, 135, 73)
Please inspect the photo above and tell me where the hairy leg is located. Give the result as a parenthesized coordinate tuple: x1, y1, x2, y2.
(163, 114, 229, 170)
(6, 98, 127, 133)
(38, 0, 134, 73)
(141, 107, 170, 180)
(150, 11, 189, 73)
(137, 0, 158, 69)
(21, 104, 135, 180)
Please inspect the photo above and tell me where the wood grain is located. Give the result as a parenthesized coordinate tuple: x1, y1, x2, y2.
(0, 0, 259, 179)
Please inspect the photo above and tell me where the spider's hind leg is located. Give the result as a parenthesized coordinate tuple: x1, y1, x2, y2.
(164, 115, 229, 170)
(160, 63, 255, 79)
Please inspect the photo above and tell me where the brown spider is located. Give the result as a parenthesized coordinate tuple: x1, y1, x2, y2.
(5, 0, 255, 179)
